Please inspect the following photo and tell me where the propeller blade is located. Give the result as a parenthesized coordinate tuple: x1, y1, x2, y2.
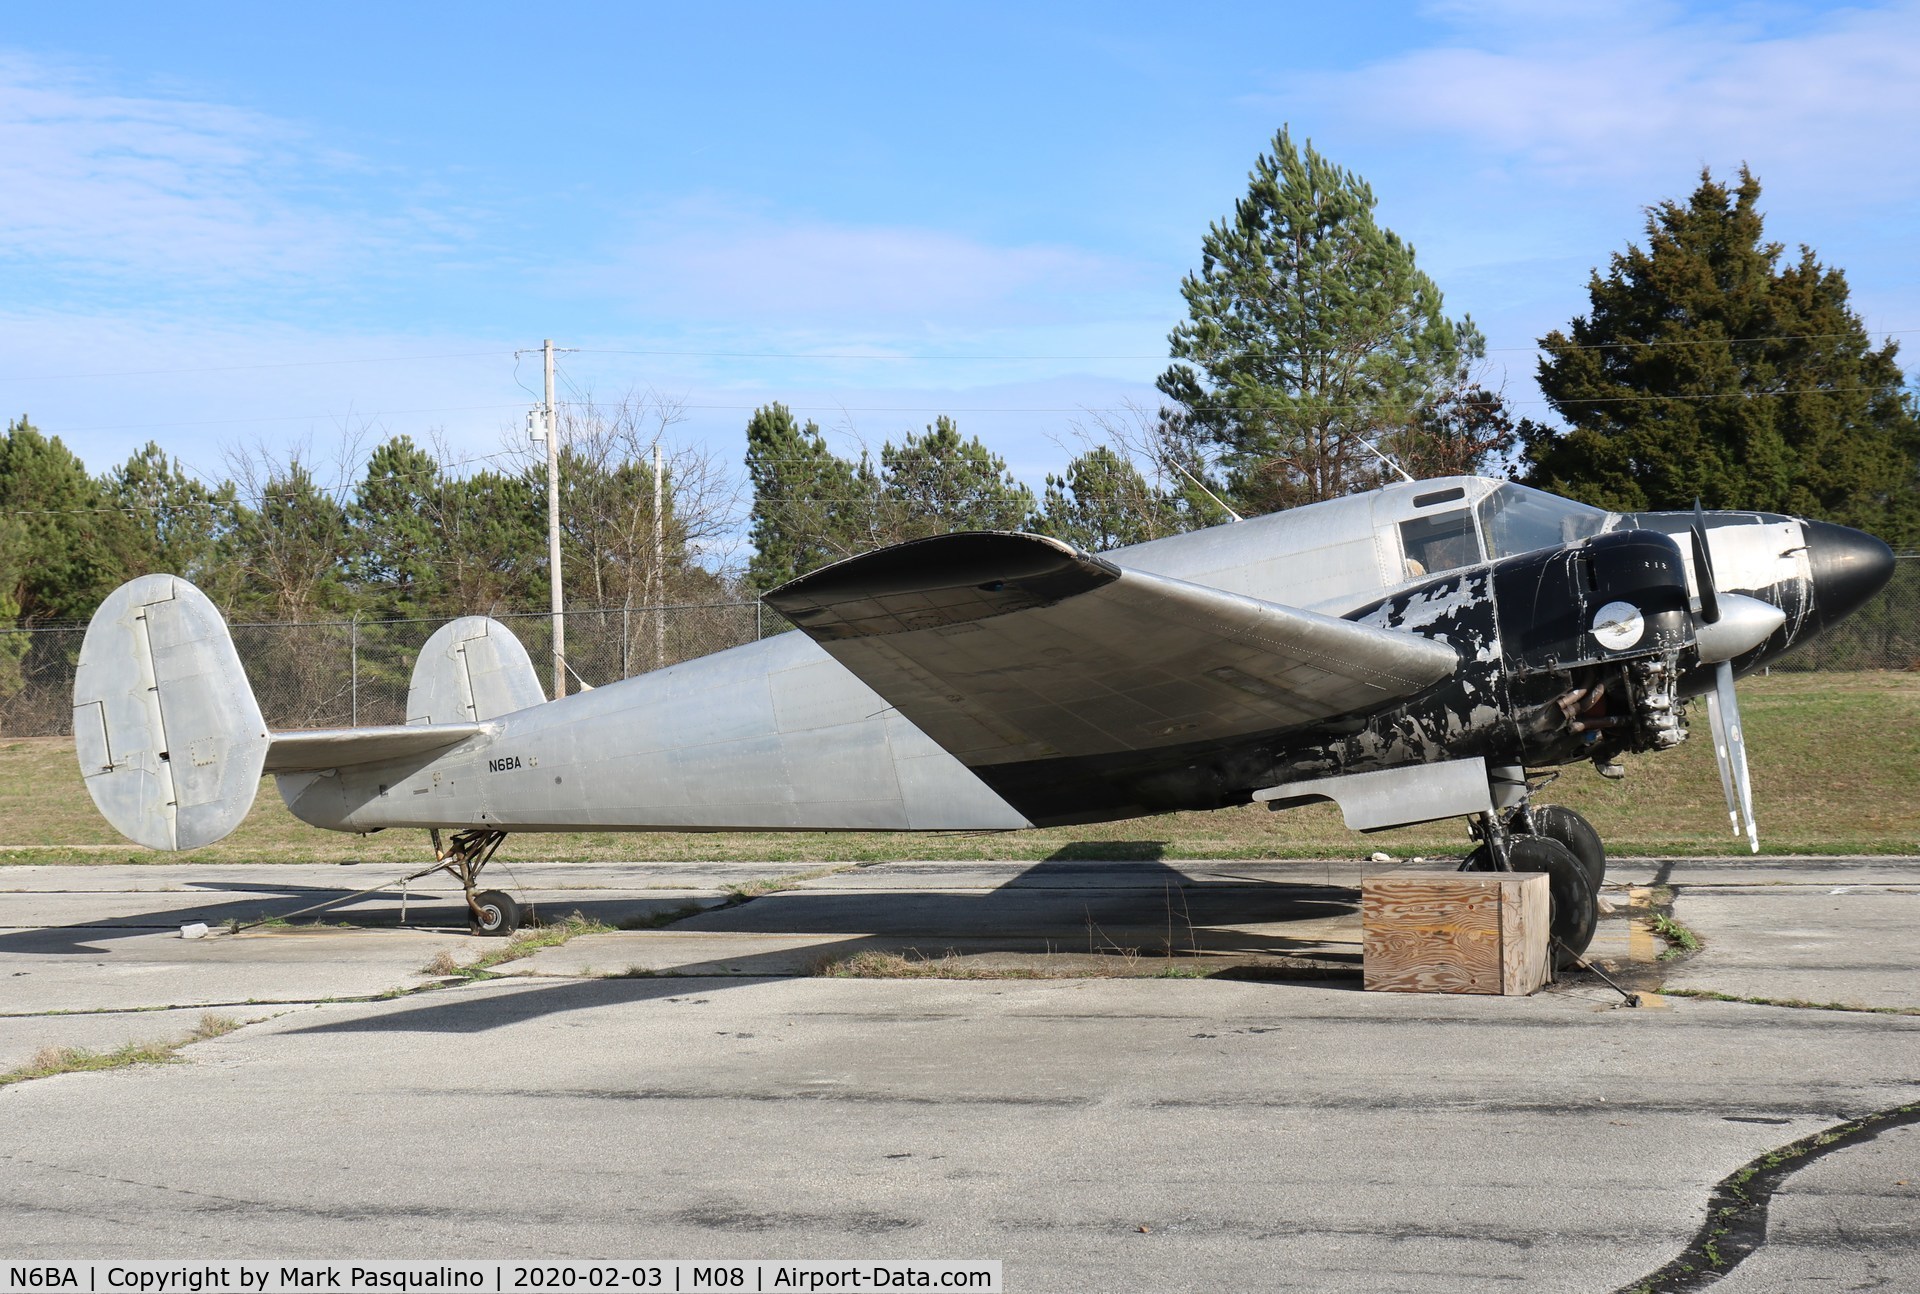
(1704, 679, 1738, 837)
(1691, 499, 1721, 625)
(1704, 660, 1759, 853)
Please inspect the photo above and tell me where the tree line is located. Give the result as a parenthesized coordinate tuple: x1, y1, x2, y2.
(5, 130, 1915, 647)
(0, 395, 734, 633)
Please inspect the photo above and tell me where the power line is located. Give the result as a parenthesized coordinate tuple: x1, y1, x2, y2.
(579, 331, 1918, 360)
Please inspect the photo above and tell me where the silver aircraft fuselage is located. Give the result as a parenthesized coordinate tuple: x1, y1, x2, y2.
(268, 477, 1886, 837)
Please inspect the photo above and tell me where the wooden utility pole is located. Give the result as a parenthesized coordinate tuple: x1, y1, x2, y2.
(544, 339, 565, 699)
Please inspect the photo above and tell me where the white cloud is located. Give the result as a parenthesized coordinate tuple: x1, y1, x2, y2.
(594, 203, 1138, 327)
(1284, 0, 1920, 201)
(0, 51, 394, 283)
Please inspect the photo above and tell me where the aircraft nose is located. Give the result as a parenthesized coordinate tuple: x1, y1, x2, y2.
(1803, 519, 1896, 633)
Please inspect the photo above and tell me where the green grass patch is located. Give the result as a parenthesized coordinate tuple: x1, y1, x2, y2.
(8, 672, 1920, 863)
(0, 1013, 242, 1088)
(419, 911, 611, 979)
(1650, 910, 1703, 960)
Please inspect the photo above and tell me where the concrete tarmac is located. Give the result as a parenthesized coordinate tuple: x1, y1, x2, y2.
(2, 854, 1916, 1293)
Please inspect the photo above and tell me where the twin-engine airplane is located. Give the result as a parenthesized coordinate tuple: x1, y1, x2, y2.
(73, 477, 1894, 960)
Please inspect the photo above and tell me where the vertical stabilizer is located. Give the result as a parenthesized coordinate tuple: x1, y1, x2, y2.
(73, 575, 269, 850)
(406, 616, 545, 726)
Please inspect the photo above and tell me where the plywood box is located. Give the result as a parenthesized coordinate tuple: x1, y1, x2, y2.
(1361, 869, 1550, 996)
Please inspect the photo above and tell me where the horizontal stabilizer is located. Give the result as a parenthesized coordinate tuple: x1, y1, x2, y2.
(767, 531, 1458, 768)
(265, 723, 489, 774)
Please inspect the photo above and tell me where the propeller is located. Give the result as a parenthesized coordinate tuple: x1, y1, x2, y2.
(1690, 499, 1759, 853)
(1690, 499, 1720, 625)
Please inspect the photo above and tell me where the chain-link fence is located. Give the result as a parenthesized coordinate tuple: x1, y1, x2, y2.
(4, 558, 1916, 737)
(0, 601, 771, 736)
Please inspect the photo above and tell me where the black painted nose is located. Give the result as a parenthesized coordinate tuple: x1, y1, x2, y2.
(1803, 519, 1896, 634)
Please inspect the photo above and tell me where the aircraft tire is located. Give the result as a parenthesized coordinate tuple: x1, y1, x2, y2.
(1526, 805, 1606, 894)
(1508, 836, 1597, 968)
(472, 890, 522, 936)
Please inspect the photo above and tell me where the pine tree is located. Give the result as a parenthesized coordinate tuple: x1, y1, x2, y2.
(1157, 127, 1480, 514)
(0, 418, 118, 623)
(876, 416, 1034, 544)
(1525, 168, 1920, 544)
(347, 435, 443, 618)
(744, 403, 873, 591)
(229, 458, 351, 622)
(100, 442, 236, 589)
(1028, 446, 1179, 550)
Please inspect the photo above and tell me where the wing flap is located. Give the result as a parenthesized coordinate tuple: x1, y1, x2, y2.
(765, 532, 1458, 767)
(264, 723, 487, 774)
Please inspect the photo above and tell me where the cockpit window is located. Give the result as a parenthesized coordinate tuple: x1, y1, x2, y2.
(1476, 483, 1611, 560)
(1400, 510, 1481, 578)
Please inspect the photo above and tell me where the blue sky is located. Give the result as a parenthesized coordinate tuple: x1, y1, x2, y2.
(3, 0, 1917, 508)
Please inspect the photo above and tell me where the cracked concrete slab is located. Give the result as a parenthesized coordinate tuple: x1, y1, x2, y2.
(0, 1004, 285, 1072)
(2, 854, 1917, 1292)
(1661, 887, 1920, 1010)
(1709, 1118, 1920, 1291)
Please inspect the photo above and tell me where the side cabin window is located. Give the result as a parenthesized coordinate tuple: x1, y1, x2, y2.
(1400, 510, 1481, 579)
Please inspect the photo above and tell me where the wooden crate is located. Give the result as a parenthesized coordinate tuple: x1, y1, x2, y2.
(1361, 869, 1550, 996)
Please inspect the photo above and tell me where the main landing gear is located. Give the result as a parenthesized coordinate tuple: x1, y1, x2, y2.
(1460, 768, 1606, 968)
(427, 828, 523, 935)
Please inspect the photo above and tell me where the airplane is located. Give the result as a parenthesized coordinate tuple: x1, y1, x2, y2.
(70, 475, 1895, 963)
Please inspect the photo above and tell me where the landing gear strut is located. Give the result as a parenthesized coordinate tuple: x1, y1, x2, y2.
(427, 828, 521, 935)
(1461, 774, 1603, 968)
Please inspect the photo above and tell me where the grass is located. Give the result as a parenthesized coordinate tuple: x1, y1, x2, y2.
(1650, 910, 1703, 960)
(815, 947, 1225, 981)
(418, 911, 611, 980)
(0, 1013, 241, 1088)
(7, 671, 1920, 864)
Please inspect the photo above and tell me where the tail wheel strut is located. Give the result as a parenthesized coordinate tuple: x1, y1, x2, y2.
(432, 829, 517, 935)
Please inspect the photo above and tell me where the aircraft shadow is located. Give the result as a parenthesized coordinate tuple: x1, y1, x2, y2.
(287, 848, 1367, 1036)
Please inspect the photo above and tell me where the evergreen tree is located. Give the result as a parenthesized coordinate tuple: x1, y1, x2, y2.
(100, 442, 236, 588)
(229, 458, 351, 621)
(744, 403, 872, 591)
(438, 469, 545, 613)
(1157, 127, 1480, 514)
(1525, 168, 1920, 544)
(347, 435, 444, 618)
(876, 416, 1034, 544)
(1028, 446, 1179, 550)
(0, 418, 117, 623)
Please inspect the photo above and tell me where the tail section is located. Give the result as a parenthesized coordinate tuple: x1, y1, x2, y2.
(72, 575, 268, 850)
(406, 616, 545, 725)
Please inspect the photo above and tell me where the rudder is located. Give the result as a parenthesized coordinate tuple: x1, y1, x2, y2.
(72, 575, 269, 850)
(406, 616, 545, 726)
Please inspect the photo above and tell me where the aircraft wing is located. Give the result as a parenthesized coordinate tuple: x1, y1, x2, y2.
(264, 723, 488, 774)
(765, 532, 1458, 768)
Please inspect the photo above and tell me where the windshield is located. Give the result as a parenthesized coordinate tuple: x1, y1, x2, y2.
(1476, 483, 1611, 559)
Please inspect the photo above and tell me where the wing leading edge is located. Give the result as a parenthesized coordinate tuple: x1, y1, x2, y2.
(766, 531, 1458, 769)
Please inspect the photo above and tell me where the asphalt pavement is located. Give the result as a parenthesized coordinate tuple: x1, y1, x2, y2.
(1, 853, 1915, 1293)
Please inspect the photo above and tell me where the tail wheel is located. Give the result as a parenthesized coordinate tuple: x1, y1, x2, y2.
(472, 890, 522, 936)
(1508, 836, 1597, 967)
(1527, 805, 1606, 894)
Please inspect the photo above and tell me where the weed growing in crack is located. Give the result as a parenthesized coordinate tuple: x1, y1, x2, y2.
(0, 1013, 243, 1088)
